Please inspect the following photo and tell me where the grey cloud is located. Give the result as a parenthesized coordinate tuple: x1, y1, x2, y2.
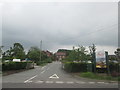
(2, 2, 118, 53)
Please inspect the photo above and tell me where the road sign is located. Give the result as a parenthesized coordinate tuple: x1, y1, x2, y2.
(49, 74, 59, 79)
(96, 50, 106, 68)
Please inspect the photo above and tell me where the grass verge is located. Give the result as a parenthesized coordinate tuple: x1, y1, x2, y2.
(80, 72, 120, 81)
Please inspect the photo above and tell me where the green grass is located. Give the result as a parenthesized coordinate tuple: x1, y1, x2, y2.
(80, 72, 120, 81)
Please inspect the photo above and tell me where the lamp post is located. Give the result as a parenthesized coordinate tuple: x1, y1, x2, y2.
(40, 40, 42, 62)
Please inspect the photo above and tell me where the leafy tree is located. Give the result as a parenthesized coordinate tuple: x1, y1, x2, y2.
(12, 43, 25, 59)
(0, 46, 4, 57)
(114, 48, 120, 61)
(2, 43, 25, 61)
(64, 45, 89, 62)
(89, 44, 96, 62)
(27, 47, 40, 63)
(27, 47, 52, 64)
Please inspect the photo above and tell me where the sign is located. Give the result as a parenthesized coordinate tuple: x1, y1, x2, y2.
(96, 51, 106, 68)
(13, 59, 21, 62)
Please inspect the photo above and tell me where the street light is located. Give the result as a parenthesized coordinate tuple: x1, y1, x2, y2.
(40, 40, 42, 62)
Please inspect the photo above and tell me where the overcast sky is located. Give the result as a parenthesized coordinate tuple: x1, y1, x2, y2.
(2, 1, 118, 54)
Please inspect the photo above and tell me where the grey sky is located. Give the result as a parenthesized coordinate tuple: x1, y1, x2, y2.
(2, 2, 118, 54)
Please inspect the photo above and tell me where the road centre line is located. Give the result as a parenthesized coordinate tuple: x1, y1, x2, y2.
(24, 75, 38, 83)
(41, 70, 45, 74)
(41, 66, 46, 70)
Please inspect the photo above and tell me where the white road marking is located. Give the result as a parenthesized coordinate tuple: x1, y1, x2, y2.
(41, 70, 45, 74)
(41, 66, 46, 70)
(88, 82, 95, 84)
(49, 74, 59, 79)
(24, 75, 38, 83)
(66, 81, 74, 84)
(27, 81, 32, 83)
(46, 81, 54, 83)
(56, 81, 64, 84)
(76, 81, 86, 84)
(35, 81, 44, 83)
(104, 83, 109, 84)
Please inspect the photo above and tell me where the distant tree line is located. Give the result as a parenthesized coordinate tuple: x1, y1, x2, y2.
(2, 43, 53, 64)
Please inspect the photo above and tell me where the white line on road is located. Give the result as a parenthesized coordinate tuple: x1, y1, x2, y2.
(66, 81, 74, 84)
(41, 70, 45, 74)
(46, 81, 54, 83)
(41, 66, 46, 70)
(88, 82, 95, 84)
(56, 81, 64, 84)
(35, 81, 44, 83)
(24, 75, 38, 83)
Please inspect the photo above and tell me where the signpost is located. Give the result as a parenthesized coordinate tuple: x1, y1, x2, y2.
(96, 50, 106, 68)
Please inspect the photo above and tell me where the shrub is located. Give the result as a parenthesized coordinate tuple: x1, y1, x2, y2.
(2, 61, 33, 71)
(63, 62, 88, 72)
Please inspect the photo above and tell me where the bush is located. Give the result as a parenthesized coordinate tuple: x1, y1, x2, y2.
(36, 58, 52, 65)
(63, 62, 88, 72)
(109, 63, 119, 72)
(2, 61, 33, 71)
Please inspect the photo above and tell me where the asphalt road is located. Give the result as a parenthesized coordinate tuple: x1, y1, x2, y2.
(2, 61, 119, 88)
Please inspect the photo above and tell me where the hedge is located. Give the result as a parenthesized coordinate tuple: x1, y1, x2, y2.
(63, 62, 88, 72)
(63, 62, 120, 74)
(2, 61, 33, 71)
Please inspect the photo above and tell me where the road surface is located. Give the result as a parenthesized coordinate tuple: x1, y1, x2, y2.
(2, 61, 119, 88)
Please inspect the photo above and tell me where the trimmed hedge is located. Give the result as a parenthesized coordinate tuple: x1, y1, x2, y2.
(63, 62, 88, 72)
(63, 61, 120, 74)
(109, 62, 119, 73)
(2, 61, 33, 71)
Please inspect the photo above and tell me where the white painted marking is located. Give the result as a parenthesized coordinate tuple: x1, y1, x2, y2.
(88, 82, 95, 84)
(66, 81, 74, 84)
(46, 81, 53, 83)
(35, 81, 44, 83)
(24, 75, 38, 83)
(76, 81, 86, 84)
(49, 74, 59, 79)
(56, 81, 64, 84)
(41, 66, 46, 70)
(97, 82, 105, 84)
(41, 70, 45, 74)
(27, 81, 32, 83)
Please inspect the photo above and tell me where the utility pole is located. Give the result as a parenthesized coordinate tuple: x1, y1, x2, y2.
(105, 51, 110, 75)
(92, 44, 96, 73)
(40, 40, 42, 61)
(93, 49, 96, 73)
